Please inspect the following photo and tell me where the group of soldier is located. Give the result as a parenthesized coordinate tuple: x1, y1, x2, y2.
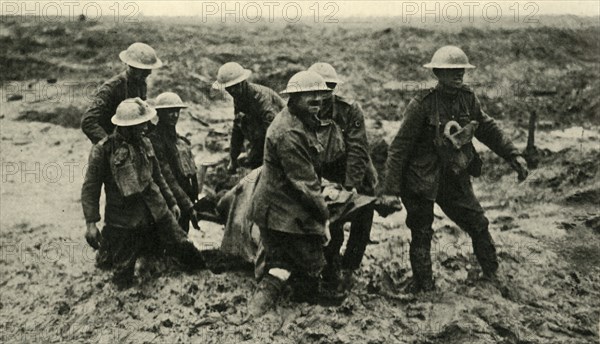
(80, 42, 529, 317)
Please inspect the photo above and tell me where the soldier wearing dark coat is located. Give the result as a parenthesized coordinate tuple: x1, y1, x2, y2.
(82, 42, 162, 144)
(212, 62, 286, 172)
(381, 46, 528, 293)
(247, 71, 335, 317)
(81, 98, 205, 288)
(308, 62, 379, 289)
(148, 92, 200, 233)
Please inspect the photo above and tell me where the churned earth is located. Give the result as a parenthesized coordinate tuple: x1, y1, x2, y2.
(1, 89, 599, 343)
(1, 16, 599, 344)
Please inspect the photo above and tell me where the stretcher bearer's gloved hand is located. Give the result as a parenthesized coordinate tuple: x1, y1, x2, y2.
(511, 156, 529, 182)
(189, 209, 201, 231)
(85, 222, 102, 250)
(171, 205, 181, 220)
(323, 220, 331, 247)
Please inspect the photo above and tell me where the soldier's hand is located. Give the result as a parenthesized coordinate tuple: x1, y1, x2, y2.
(85, 222, 102, 250)
(511, 156, 529, 182)
(189, 209, 201, 231)
(227, 160, 238, 174)
(323, 220, 331, 247)
(171, 205, 181, 220)
(375, 195, 403, 217)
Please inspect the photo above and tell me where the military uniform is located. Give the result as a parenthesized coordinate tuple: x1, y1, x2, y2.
(149, 126, 198, 233)
(317, 95, 379, 272)
(81, 71, 147, 144)
(383, 84, 521, 290)
(230, 83, 286, 168)
(81, 132, 204, 284)
(250, 106, 328, 295)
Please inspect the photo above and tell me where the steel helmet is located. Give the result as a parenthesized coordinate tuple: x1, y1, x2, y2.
(119, 42, 163, 69)
(423, 45, 475, 69)
(280, 71, 332, 94)
(111, 98, 157, 126)
(308, 62, 342, 84)
(212, 62, 252, 89)
(154, 92, 187, 109)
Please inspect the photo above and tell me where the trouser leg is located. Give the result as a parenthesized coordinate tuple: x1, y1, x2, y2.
(342, 204, 375, 270)
(322, 221, 344, 283)
(96, 226, 113, 270)
(102, 225, 143, 286)
(437, 174, 498, 276)
(259, 227, 326, 300)
(155, 213, 205, 269)
(402, 194, 435, 291)
(438, 201, 498, 275)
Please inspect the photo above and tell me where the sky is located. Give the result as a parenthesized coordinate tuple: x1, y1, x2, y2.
(2, 1, 599, 20)
(135, 0, 600, 17)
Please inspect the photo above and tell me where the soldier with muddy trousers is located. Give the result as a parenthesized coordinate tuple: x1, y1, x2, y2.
(148, 92, 200, 233)
(212, 62, 286, 172)
(381, 46, 529, 293)
(308, 62, 379, 288)
(81, 98, 205, 288)
(248, 71, 337, 317)
(81, 42, 162, 144)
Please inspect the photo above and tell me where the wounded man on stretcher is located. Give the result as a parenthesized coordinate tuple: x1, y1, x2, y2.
(194, 167, 402, 277)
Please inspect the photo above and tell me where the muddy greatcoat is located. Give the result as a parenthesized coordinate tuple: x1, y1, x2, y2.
(383, 84, 521, 289)
(81, 71, 147, 144)
(230, 83, 286, 168)
(81, 132, 203, 283)
(250, 107, 328, 279)
(318, 95, 378, 271)
(149, 126, 199, 232)
(82, 134, 176, 227)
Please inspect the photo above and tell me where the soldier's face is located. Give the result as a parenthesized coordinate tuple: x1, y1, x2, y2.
(435, 68, 465, 89)
(158, 109, 180, 126)
(225, 83, 243, 98)
(295, 91, 330, 117)
(120, 122, 148, 141)
(129, 66, 152, 81)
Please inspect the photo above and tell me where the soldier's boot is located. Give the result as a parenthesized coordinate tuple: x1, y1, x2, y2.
(290, 274, 321, 304)
(95, 249, 113, 270)
(322, 254, 343, 292)
(471, 229, 499, 277)
(248, 274, 285, 317)
(175, 242, 207, 271)
(112, 262, 136, 290)
(408, 232, 435, 293)
(321, 260, 348, 305)
(470, 230, 512, 297)
(291, 275, 346, 306)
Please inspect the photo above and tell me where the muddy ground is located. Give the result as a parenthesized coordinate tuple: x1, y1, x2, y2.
(1, 17, 600, 344)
